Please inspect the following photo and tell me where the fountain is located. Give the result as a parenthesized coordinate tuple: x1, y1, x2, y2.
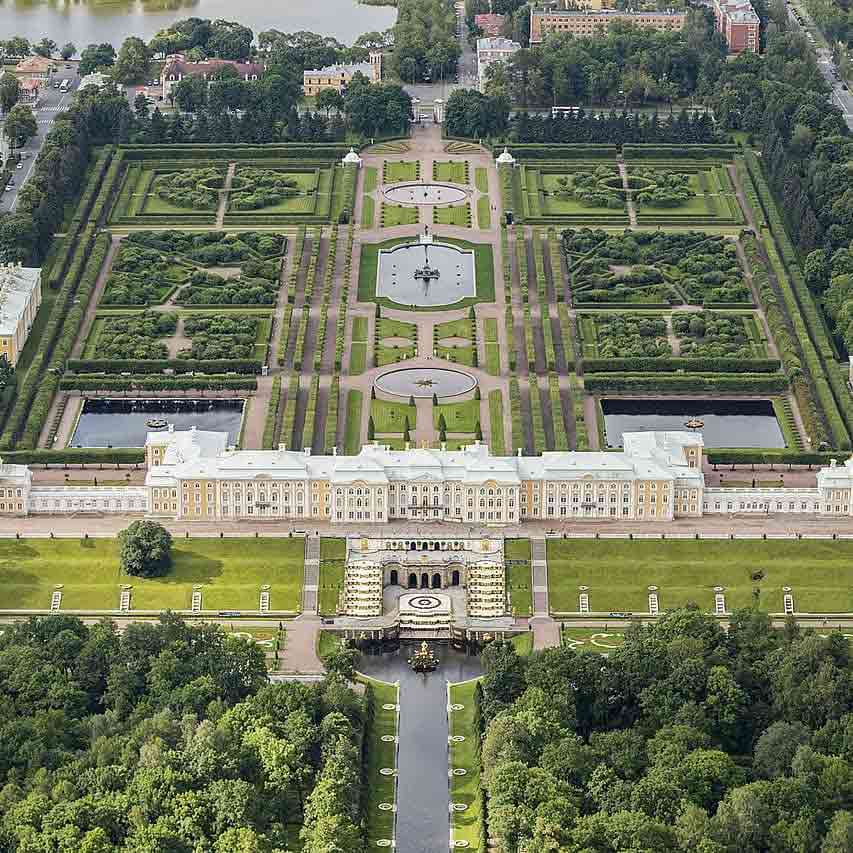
(408, 641, 440, 673)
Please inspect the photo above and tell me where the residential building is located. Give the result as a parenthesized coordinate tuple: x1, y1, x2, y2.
(18, 78, 42, 105)
(160, 54, 264, 99)
(530, 8, 686, 43)
(14, 56, 53, 82)
(474, 13, 507, 37)
(0, 264, 42, 367)
(302, 52, 383, 97)
(713, 0, 760, 54)
(476, 36, 521, 92)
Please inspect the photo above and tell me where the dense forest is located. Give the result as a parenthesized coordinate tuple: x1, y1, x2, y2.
(476, 609, 853, 852)
(391, 0, 461, 83)
(0, 614, 366, 852)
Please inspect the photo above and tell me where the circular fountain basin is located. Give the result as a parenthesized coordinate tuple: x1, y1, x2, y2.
(375, 367, 477, 399)
(384, 182, 467, 206)
(377, 241, 476, 307)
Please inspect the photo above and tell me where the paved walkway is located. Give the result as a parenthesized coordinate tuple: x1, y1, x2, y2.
(215, 162, 237, 228)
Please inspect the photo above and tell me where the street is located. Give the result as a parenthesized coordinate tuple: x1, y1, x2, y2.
(0, 61, 81, 214)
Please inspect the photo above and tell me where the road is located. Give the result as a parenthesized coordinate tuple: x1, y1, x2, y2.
(0, 61, 81, 214)
(785, 0, 853, 130)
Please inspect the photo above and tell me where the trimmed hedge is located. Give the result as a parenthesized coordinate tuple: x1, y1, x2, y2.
(59, 376, 257, 391)
(584, 373, 788, 394)
(67, 359, 262, 375)
(4, 449, 145, 465)
(706, 449, 839, 466)
(582, 357, 781, 374)
(622, 144, 739, 159)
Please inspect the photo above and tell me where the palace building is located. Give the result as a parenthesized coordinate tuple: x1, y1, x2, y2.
(0, 264, 42, 366)
(530, 8, 686, 44)
(0, 427, 847, 521)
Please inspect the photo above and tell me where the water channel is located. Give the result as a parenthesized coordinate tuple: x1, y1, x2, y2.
(0, 0, 396, 47)
(358, 646, 483, 853)
(71, 398, 244, 447)
(601, 397, 786, 449)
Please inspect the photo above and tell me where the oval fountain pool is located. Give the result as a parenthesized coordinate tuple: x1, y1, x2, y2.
(384, 182, 468, 206)
(375, 368, 477, 399)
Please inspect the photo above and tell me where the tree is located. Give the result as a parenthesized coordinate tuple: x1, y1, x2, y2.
(78, 43, 116, 76)
(33, 38, 57, 59)
(323, 645, 358, 680)
(60, 43, 76, 61)
(316, 88, 344, 117)
(0, 72, 20, 114)
(3, 104, 37, 147)
(118, 520, 173, 578)
(173, 76, 208, 113)
(112, 36, 150, 84)
(367, 416, 375, 441)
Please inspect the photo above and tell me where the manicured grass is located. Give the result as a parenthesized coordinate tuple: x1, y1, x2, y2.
(358, 237, 496, 311)
(448, 679, 483, 851)
(383, 160, 419, 183)
(0, 538, 304, 612)
(381, 203, 419, 227)
(505, 538, 531, 560)
(320, 537, 346, 560)
(547, 539, 853, 614)
(316, 629, 341, 660)
(434, 203, 471, 228)
(562, 627, 625, 654)
(364, 166, 378, 194)
(350, 316, 368, 375)
(511, 632, 534, 656)
(372, 399, 416, 433)
(434, 160, 469, 184)
(344, 390, 363, 454)
(484, 318, 500, 374)
(477, 195, 491, 229)
(318, 557, 345, 615)
(379, 317, 417, 340)
(363, 676, 399, 846)
(474, 167, 488, 194)
(362, 195, 376, 228)
(434, 400, 480, 433)
(488, 390, 505, 455)
(506, 561, 532, 616)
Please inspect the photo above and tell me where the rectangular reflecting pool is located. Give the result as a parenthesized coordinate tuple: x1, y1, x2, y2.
(601, 398, 786, 449)
(70, 399, 244, 448)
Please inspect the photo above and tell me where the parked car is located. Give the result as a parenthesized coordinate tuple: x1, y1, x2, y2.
(15, 163, 23, 170)
(53, 81, 60, 89)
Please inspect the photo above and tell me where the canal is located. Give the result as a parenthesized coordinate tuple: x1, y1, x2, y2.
(359, 645, 483, 853)
(0, 0, 396, 47)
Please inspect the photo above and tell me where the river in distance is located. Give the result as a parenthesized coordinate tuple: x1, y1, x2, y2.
(0, 0, 396, 47)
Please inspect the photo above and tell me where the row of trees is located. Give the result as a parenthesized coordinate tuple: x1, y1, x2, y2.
(477, 608, 853, 852)
(0, 613, 367, 851)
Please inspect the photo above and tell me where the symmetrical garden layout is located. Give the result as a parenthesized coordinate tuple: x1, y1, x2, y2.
(5, 128, 853, 516)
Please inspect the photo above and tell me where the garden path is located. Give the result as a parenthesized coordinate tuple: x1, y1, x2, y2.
(665, 315, 681, 356)
(215, 162, 237, 228)
(618, 159, 638, 226)
(69, 234, 122, 360)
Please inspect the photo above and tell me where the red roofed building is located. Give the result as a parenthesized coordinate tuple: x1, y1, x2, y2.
(474, 14, 507, 37)
(160, 55, 264, 99)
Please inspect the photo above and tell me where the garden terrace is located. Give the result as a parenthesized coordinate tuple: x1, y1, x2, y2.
(433, 203, 472, 228)
(83, 312, 179, 360)
(432, 160, 470, 184)
(382, 160, 420, 183)
(579, 313, 670, 359)
(376, 317, 418, 366)
(106, 145, 355, 226)
(564, 229, 752, 307)
(434, 317, 478, 366)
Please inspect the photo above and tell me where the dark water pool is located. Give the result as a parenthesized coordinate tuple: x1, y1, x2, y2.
(70, 399, 244, 448)
(358, 646, 483, 853)
(602, 398, 786, 449)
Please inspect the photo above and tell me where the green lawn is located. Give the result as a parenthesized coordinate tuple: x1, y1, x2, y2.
(506, 561, 532, 616)
(511, 632, 534, 656)
(435, 318, 473, 341)
(344, 390, 363, 454)
(434, 400, 480, 432)
(0, 538, 304, 612)
(383, 160, 419, 183)
(435, 317, 475, 366)
(381, 203, 419, 227)
(372, 399, 416, 433)
(350, 316, 368, 375)
(488, 390, 505, 455)
(378, 317, 417, 340)
(318, 559, 345, 615)
(434, 160, 469, 184)
(434, 203, 471, 228)
(448, 679, 484, 850)
(547, 539, 853, 614)
(562, 627, 625, 654)
(477, 195, 491, 229)
(362, 195, 375, 228)
(363, 166, 378, 194)
(362, 677, 399, 846)
(484, 318, 500, 374)
(320, 537, 346, 560)
(474, 167, 488, 194)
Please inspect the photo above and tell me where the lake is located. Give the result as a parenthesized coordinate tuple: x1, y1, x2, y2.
(601, 397, 787, 449)
(0, 0, 396, 48)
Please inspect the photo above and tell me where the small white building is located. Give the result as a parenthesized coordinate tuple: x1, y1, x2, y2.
(476, 36, 521, 93)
